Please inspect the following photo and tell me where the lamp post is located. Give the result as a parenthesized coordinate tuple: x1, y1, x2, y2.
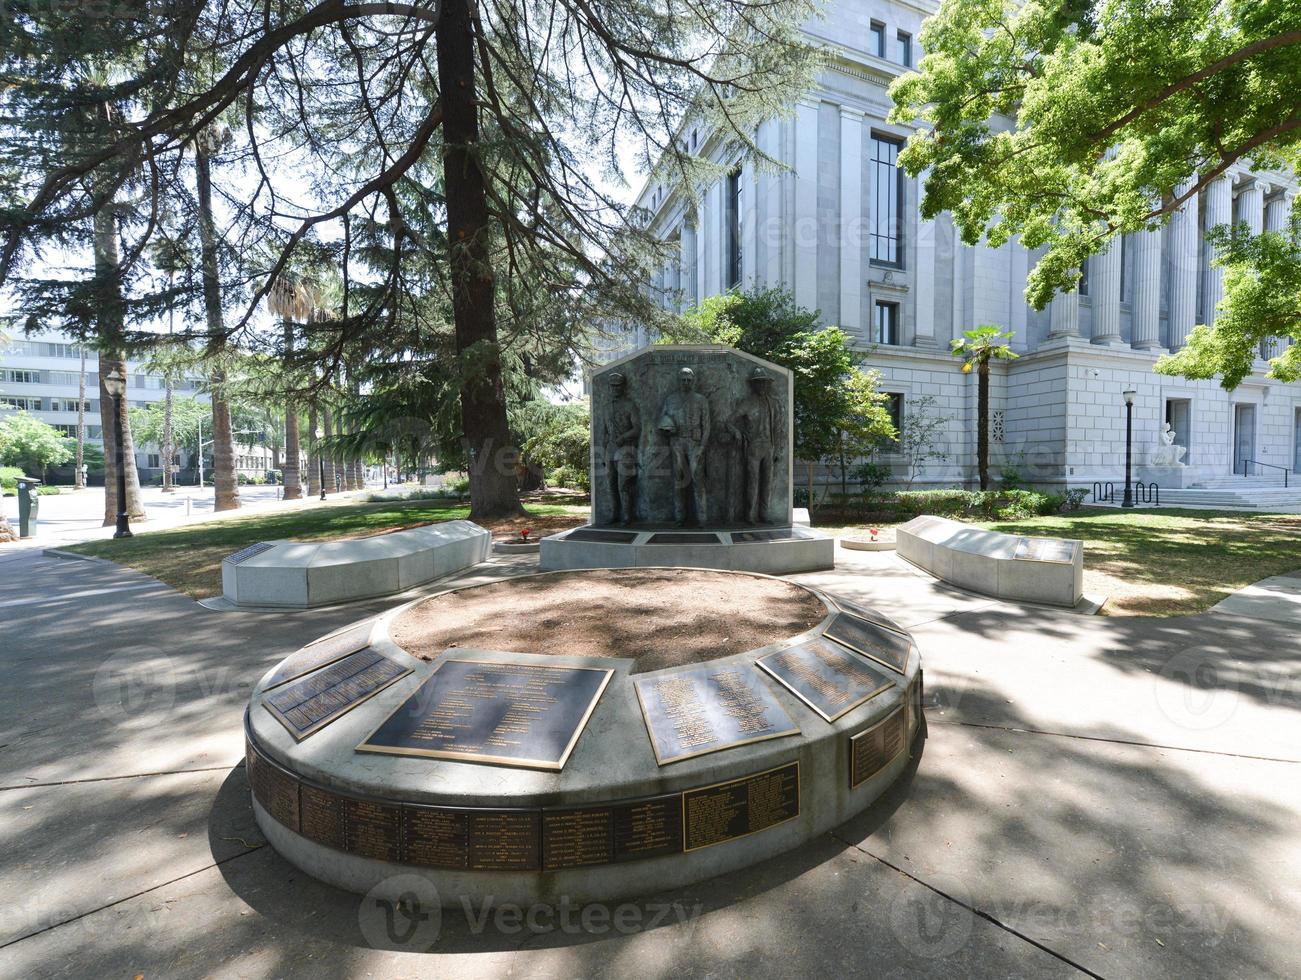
(1122, 387, 1137, 508)
(103, 367, 132, 538)
(316, 428, 327, 501)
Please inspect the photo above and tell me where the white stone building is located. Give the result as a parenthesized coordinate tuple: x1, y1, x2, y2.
(631, 0, 1301, 505)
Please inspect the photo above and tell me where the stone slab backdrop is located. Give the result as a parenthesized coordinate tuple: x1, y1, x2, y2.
(590, 345, 794, 529)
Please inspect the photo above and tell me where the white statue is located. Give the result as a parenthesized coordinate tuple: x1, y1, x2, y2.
(1150, 422, 1187, 466)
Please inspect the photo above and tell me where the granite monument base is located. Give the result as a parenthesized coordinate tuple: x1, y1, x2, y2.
(538, 525, 835, 575)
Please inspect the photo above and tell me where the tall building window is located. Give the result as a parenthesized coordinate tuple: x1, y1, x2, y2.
(874, 301, 900, 345)
(869, 21, 885, 57)
(726, 168, 743, 289)
(1119, 235, 1129, 301)
(1078, 257, 1089, 296)
(3, 369, 40, 384)
(896, 31, 912, 67)
(883, 393, 904, 447)
(870, 135, 904, 267)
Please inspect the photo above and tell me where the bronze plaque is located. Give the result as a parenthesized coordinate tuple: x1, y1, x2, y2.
(634, 664, 799, 766)
(263, 648, 412, 740)
(542, 794, 683, 870)
(467, 810, 541, 870)
(756, 638, 894, 723)
(343, 796, 403, 862)
(245, 738, 300, 831)
(224, 541, 275, 565)
(730, 528, 812, 543)
(683, 762, 800, 851)
(1013, 537, 1077, 563)
(402, 804, 471, 869)
(824, 613, 911, 674)
(566, 527, 638, 543)
(647, 532, 720, 544)
(358, 659, 613, 771)
(299, 784, 346, 850)
(830, 596, 906, 636)
(262, 620, 374, 689)
(849, 707, 907, 789)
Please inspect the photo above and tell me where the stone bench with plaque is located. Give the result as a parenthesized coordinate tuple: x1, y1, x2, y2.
(220, 519, 491, 609)
(244, 568, 923, 906)
(895, 515, 1083, 608)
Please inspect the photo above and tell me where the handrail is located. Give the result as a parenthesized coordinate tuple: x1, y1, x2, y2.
(1243, 459, 1290, 488)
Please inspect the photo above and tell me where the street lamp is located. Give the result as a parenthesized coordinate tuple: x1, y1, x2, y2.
(1122, 387, 1137, 508)
(103, 367, 133, 538)
(316, 428, 327, 501)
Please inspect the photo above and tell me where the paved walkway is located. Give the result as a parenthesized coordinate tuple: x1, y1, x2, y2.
(1, 545, 1298, 978)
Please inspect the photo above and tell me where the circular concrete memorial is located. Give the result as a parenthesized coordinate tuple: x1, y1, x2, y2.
(245, 568, 923, 905)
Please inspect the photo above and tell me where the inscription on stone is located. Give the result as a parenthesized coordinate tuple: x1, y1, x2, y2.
(542, 794, 684, 870)
(262, 620, 374, 689)
(683, 762, 800, 851)
(634, 664, 799, 765)
(263, 648, 411, 740)
(1013, 537, 1077, 563)
(849, 708, 907, 789)
(824, 614, 912, 674)
(358, 659, 613, 770)
(343, 796, 403, 862)
(756, 638, 895, 723)
(564, 528, 639, 544)
(245, 738, 299, 831)
(224, 541, 275, 565)
(830, 596, 905, 636)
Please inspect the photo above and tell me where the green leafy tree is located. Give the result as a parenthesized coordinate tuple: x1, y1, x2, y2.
(129, 397, 209, 461)
(514, 402, 591, 487)
(0, 412, 72, 478)
(673, 287, 895, 511)
(950, 326, 1018, 491)
(890, 0, 1301, 387)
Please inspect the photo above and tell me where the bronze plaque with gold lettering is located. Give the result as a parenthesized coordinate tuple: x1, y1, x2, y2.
(262, 620, 374, 689)
(634, 664, 799, 765)
(358, 659, 613, 771)
(467, 810, 541, 870)
(245, 737, 299, 831)
(299, 784, 346, 850)
(824, 613, 911, 674)
(542, 793, 683, 870)
(263, 648, 411, 740)
(756, 638, 895, 723)
(1013, 536, 1077, 563)
(829, 596, 906, 636)
(849, 707, 906, 789)
(343, 796, 403, 862)
(683, 762, 799, 851)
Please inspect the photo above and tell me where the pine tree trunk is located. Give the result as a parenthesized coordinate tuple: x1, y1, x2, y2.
(195, 144, 240, 512)
(306, 403, 321, 497)
(321, 405, 335, 494)
(977, 362, 990, 491)
(282, 322, 301, 500)
(435, 0, 523, 520)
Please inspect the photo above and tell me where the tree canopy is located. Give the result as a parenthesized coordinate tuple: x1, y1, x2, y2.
(0, 411, 72, 477)
(890, 0, 1301, 388)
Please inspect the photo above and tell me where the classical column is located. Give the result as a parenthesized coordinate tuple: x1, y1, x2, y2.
(1048, 281, 1080, 338)
(838, 106, 863, 334)
(680, 223, 697, 308)
(1238, 178, 1267, 235)
(914, 168, 939, 348)
(1130, 227, 1163, 349)
(1168, 175, 1200, 350)
(1203, 172, 1232, 323)
(1265, 189, 1292, 232)
(1090, 236, 1122, 344)
(793, 98, 819, 311)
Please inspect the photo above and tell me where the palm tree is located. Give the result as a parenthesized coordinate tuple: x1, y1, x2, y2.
(950, 325, 1019, 490)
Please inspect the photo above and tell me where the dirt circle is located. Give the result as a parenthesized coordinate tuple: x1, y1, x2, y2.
(391, 568, 828, 673)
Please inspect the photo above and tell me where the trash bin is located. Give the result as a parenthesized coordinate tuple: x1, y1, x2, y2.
(16, 477, 40, 538)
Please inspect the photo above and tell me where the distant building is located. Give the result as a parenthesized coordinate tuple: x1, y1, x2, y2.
(621, 0, 1301, 500)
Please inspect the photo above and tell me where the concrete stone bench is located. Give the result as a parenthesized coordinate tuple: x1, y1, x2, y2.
(221, 520, 491, 608)
(895, 515, 1083, 608)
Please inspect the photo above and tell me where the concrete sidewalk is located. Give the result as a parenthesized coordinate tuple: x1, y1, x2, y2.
(1, 548, 1298, 978)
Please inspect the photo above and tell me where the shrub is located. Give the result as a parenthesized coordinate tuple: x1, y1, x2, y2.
(0, 466, 24, 492)
(820, 487, 1074, 523)
(36, 484, 61, 495)
(547, 465, 589, 491)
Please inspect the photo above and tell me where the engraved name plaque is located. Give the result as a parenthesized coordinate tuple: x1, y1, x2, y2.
(358, 659, 613, 771)
(343, 796, 403, 862)
(683, 762, 800, 851)
(634, 664, 800, 765)
(542, 794, 683, 870)
(647, 532, 720, 545)
(245, 737, 300, 831)
(824, 613, 912, 674)
(756, 638, 895, 723)
(262, 648, 412, 740)
(565, 528, 639, 544)
(849, 707, 907, 789)
(1013, 537, 1077, 563)
(262, 620, 374, 689)
(830, 596, 906, 636)
(730, 528, 812, 543)
(224, 541, 275, 565)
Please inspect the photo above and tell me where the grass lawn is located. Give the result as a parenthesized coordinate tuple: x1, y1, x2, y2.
(824, 508, 1301, 617)
(66, 497, 589, 598)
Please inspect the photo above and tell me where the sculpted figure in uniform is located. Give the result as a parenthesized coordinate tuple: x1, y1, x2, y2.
(727, 367, 781, 524)
(601, 372, 641, 525)
(657, 367, 710, 526)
